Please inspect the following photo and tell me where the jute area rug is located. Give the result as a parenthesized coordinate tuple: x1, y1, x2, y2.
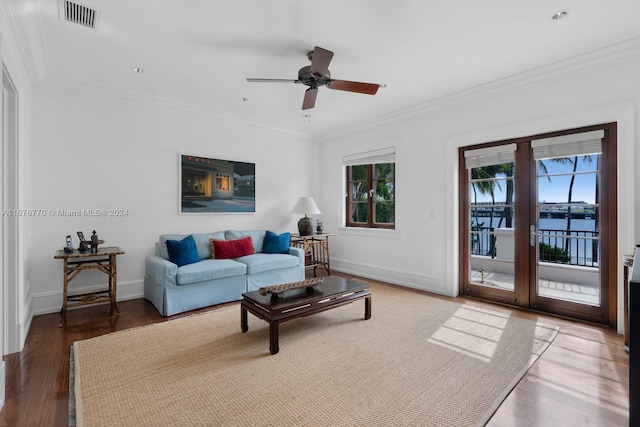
(70, 283, 557, 427)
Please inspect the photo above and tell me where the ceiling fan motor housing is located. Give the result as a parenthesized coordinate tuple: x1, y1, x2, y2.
(298, 65, 331, 88)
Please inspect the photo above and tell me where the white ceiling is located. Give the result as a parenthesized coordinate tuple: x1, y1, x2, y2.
(8, 0, 640, 136)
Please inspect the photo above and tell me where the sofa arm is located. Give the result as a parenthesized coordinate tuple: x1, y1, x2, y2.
(145, 255, 178, 287)
(288, 246, 304, 265)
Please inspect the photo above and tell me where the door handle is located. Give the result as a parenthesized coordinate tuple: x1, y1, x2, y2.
(530, 224, 536, 247)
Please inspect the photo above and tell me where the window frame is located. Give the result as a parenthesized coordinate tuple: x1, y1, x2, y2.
(345, 162, 395, 229)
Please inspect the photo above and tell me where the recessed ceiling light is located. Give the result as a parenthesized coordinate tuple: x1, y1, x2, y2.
(551, 10, 569, 20)
(131, 67, 144, 73)
(239, 97, 249, 102)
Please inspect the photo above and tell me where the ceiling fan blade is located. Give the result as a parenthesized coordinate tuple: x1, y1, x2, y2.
(310, 46, 333, 76)
(327, 80, 380, 95)
(302, 88, 318, 110)
(246, 78, 299, 83)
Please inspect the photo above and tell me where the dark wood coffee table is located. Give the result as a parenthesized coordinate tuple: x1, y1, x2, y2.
(241, 276, 371, 354)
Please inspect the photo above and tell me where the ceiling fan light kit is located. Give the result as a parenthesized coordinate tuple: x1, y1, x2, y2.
(247, 46, 381, 110)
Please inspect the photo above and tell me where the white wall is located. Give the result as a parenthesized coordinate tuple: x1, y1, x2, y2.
(320, 47, 639, 333)
(1, 0, 35, 408)
(29, 85, 316, 315)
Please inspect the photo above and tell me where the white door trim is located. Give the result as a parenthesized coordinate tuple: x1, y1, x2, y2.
(1, 62, 21, 410)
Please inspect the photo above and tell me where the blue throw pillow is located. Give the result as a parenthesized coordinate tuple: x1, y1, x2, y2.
(262, 231, 291, 254)
(165, 235, 200, 267)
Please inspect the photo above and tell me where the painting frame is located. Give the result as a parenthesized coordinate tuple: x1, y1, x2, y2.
(179, 154, 255, 214)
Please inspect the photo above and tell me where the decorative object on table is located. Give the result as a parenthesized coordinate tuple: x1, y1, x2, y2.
(258, 277, 324, 299)
(316, 220, 324, 234)
(64, 235, 74, 253)
(77, 231, 89, 252)
(180, 154, 255, 214)
(291, 197, 321, 236)
(90, 230, 99, 253)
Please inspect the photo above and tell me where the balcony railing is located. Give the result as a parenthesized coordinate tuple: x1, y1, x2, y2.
(471, 226, 599, 267)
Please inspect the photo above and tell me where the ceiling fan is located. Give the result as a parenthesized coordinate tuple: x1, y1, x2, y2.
(246, 46, 381, 110)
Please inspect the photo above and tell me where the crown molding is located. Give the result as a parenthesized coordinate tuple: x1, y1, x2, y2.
(1, 0, 49, 82)
(38, 73, 311, 139)
(322, 36, 640, 141)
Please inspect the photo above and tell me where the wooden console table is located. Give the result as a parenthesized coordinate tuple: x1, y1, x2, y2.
(54, 246, 125, 326)
(290, 233, 334, 276)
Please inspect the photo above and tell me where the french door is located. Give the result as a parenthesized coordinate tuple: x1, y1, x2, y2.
(459, 123, 617, 326)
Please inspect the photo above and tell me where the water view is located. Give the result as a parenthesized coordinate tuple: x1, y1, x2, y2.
(471, 215, 598, 267)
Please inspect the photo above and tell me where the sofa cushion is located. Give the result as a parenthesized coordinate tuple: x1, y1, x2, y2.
(165, 235, 200, 267)
(175, 259, 247, 285)
(192, 232, 226, 259)
(157, 234, 190, 260)
(211, 236, 254, 259)
(225, 230, 268, 253)
(158, 232, 226, 260)
(236, 253, 299, 275)
(263, 231, 291, 254)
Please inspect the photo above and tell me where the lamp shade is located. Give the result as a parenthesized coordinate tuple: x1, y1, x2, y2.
(291, 197, 321, 215)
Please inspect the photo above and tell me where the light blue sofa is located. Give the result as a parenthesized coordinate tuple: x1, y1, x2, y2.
(144, 230, 305, 316)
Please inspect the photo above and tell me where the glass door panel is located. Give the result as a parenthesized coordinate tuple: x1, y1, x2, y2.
(460, 123, 614, 325)
(535, 155, 601, 306)
(468, 163, 515, 293)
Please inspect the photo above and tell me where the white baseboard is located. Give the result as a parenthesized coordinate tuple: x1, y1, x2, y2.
(331, 258, 449, 295)
(31, 280, 144, 316)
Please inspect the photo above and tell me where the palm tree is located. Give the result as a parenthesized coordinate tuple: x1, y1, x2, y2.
(494, 163, 513, 229)
(471, 165, 504, 256)
(539, 155, 595, 258)
(564, 155, 594, 255)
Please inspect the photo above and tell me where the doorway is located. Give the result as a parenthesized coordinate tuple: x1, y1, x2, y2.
(2, 64, 21, 403)
(458, 123, 617, 325)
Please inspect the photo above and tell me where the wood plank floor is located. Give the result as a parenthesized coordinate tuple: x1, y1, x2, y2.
(0, 273, 629, 426)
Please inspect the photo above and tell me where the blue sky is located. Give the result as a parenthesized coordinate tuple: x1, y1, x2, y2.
(537, 156, 598, 204)
(471, 155, 599, 205)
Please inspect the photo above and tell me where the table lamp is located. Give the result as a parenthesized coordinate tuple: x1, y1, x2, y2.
(291, 197, 321, 236)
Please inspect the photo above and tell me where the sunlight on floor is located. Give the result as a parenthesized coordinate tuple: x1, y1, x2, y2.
(428, 305, 510, 363)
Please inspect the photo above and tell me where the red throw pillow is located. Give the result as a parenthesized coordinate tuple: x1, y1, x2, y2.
(211, 237, 254, 259)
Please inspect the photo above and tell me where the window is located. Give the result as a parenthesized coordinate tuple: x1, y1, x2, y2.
(344, 147, 395, 229)
(216, 173, 230, 191)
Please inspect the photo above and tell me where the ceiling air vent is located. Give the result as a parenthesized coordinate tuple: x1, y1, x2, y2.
(60, 1, 99, 29)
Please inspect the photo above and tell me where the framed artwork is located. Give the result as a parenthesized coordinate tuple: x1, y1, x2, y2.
(180, 154, 255, 213)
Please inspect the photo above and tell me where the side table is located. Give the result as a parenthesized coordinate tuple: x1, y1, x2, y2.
(54, 246, 125, 326)
(290, 233, 334, 276)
